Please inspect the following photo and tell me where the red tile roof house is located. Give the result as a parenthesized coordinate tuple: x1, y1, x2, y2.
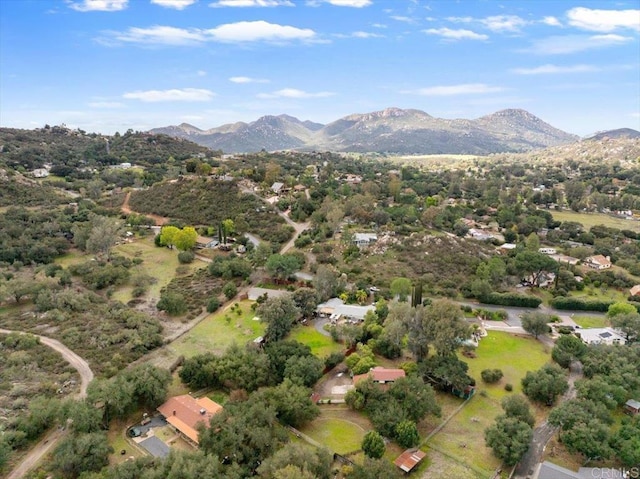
(353, 367, 406, 386)
(157, 395, 223, 445)
(630, 285, 640, 297)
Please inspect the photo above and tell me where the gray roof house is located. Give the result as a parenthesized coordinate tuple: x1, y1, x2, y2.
(535, 461, 625, 479)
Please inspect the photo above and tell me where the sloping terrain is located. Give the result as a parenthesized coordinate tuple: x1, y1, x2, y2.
(150, 107, 580, 154)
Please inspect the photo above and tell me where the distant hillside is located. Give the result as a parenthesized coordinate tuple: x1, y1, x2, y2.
(150, 107, 579, 155)
(0, 125, 213, 171)
(587, 128, 640, 141)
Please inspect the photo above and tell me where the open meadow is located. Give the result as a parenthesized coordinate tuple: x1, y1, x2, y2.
(168, 300, 265, 358)
(112, 237, 205, 303)
(550, 209, 640, 233)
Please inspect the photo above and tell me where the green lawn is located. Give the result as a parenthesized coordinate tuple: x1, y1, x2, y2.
(550, 210, 640, 233)
(55, 249, 88, 268)
(300, 416, 366, 455)
(568, 287, 627, 303)
(168, 300, 265, 358)
(289, 325, 344, 359)
(427, 394, 503, 478)
(463, 331, 551, 400)
(112, 237, 204, 302)
(572, 315, 610, 328)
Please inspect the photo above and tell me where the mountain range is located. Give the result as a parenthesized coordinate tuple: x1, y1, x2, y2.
(150, 107, 581, 155)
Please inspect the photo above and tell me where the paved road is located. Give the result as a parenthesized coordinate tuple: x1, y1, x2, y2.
(0, 329, 95, 479)
(457, 301, 606, 329)
(513, 361, 583, 479)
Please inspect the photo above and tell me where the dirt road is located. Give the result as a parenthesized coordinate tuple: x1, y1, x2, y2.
(121, 191, 168, 226)
(0, 329, 95, 479)
(513, 361, 583, 479)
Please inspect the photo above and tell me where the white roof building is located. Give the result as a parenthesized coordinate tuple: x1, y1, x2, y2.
(578, 327, 626, 345)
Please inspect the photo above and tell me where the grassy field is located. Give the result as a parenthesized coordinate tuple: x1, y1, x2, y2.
(572, 315, 610, 328)
(299, 406, 368, 455)
(168, 300, 265, 358)
(419, 332, 552, 478)
(463, 331, 551, 400)
(112, 237, 205, 303)
(550, 210, 640, 233)
(427, 394, 503, 478)
(289, 324, 344, 359)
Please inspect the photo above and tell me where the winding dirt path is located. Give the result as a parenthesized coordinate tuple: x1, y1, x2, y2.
(121, 191, 169, 226)
(513, 361, 583, 479)
(0, 329, 94, 479)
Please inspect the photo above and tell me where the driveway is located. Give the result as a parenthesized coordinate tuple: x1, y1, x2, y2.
(0, 329, 94, 479)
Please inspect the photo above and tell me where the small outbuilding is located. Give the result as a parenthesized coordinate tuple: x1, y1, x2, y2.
(624, 399, 640, 415)
(394, 448, 426, 473)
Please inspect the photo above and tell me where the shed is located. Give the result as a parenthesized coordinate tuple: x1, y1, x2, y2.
(624, 399, 640, 415)
(394, 448, 426, 473)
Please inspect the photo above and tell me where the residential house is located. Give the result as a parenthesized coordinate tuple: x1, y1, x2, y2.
(534, 461, 625, 479)
(629, 285, 640, 297)
(578, 327, 626, 346)
(316, 298, 375, 323)
(353, 367, 406, 386)
(271, 182, 285, 195)
(468, 228, 494, 241)
(353, 233, 378, 248)
(394, 449, 427, 474)
(497, 243, 517, 254)
(624, 399, 640, 415)
(157, 395, 223, 445)
(538, 247, 557, 255)
(550, 254, 580, 266)
(584, 255, 612, 270)
(32, 168, 49, 178)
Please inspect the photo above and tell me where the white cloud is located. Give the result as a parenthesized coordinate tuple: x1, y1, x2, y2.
(334, 31, 383, 38)
(257, 88, 335, 99)
(108, 26, 207, 45)
(424, 28, 488, 41)
(402, 83, 504, 96)
(390, 15, 417, 24)
(151, 0, 197, 9)
(87, 101, 125, 108)
(197, 70, 207, 77)
(512, 64, 598, 75)
(103, 21, 315, 45)
(123, 88, 215, 102)
(229, 76, 269, 83)
(567, 7, 640, 32)
(630, 112, 640, 118)
(542, 16, 562, 27)
(208, 21, 315, 42)
(447, 14, 527, 32)
(309, 0, 371, 7)
(527, 34, 633, 54)
(210, 0, 293, 7)
(480, 15, 527, 32)
(372, 23, 387, 29)
(68, 0, 128, 11)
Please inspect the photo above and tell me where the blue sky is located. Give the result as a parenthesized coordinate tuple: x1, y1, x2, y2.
(1, 0, 639, 136)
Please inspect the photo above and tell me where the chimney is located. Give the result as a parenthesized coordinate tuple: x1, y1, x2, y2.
(173, 410, 176, 416)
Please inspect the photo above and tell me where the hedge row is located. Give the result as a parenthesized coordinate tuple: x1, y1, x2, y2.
(549, 297, 613, 312)
(480, 293, 542, 308)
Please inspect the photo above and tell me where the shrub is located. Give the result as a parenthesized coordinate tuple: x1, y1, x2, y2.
(505, 383, 513, 392)
(549, 297, 613, 312)
(177, 251, 195, 264)
(223, 282, 237, 300)
(480, 292, 542, 308)
(206, 297, 221, 313)
(324, 351, 345, 370)
(157, 291, 187, 315)
(481, 369, 504, 384)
